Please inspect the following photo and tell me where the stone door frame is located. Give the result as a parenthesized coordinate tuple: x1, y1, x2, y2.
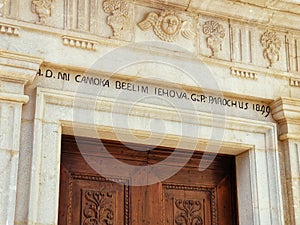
(27, 87, 284, 225)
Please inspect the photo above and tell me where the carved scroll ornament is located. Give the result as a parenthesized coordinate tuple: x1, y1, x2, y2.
(138, 10, 195, 42)
(82, 190, 114, 225)
(202, 21, 225, 57)
(103, 0, 129, 38)
(31, 0, 54, 24)
(175, 199, 203, 225)
(260, 30, 281, 67)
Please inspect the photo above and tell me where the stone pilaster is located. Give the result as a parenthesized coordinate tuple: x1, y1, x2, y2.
(0, 50, 42, 225)
(271, 98, 300, 225)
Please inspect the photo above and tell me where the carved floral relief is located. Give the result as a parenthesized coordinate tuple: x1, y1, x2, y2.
(31, 0, 54, 24)
(175, 199, 203, 225)
(202, 20, 225, 57)
(138, 10, 195, 42)
(82, 190, 114, 225)
(103, 0, 129, 38)
(260, 30, 281, 67)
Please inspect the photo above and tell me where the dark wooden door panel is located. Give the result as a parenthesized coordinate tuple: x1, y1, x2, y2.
(59, 135, 237, 225)
(163, 184, 215, 225)
(58, 163, 129, 225)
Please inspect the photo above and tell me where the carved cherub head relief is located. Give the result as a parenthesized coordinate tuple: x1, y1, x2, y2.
(138, 10, 195, 42)
(160, 12, 181, 35)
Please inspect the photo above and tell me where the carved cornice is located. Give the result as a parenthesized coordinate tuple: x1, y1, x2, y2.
(229, 0, 300, 13)
(271, 97, 300, 123)
(135, 0, 191, 10)
(160, 0, 300, 31)
(140, 0, 299, 12)
(231, 67, 257, 79)
(62, 36, 97, 51)
(289, 77, 300, 87)
(0, 92, 29, 103)
(0, 23, 19, 36)
(271, 97, 300, 140)
(0, 50, 43, 83)
(136, 0, 300, 20)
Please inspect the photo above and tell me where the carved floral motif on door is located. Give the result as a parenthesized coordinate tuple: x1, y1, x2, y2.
(81, 190, 115, 225)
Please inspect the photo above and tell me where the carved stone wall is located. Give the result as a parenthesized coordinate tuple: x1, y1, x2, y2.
(0, 0, 298, 74)
(1, 0, 300, 225)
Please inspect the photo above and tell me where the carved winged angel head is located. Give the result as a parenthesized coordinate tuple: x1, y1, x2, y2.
(138, 10, 195, 42)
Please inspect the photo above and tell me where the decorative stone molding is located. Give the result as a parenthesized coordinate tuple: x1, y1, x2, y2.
(62, 36, 97, 51)
(0, 50, 43, 225)
(260, 30, 281, 68)
(0, 23, 19, 36)
(271, 97, 300, 136)
(202, 21, 225, 57)
(290, 77, 300, 87)
(0, 50, 43, 83)
(103, 0, 130, 38)
(31, 0, 54, 24)
(270, 97, 300, 224)
(231, 67, 257, 79)
(138, 10, 195, 42)
(27, 87, 284, 225)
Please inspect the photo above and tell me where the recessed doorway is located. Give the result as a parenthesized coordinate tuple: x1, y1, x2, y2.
(58, 135, 238, 225)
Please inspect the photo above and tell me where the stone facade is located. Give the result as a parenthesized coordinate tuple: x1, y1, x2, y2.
(0, 0, 299, 224)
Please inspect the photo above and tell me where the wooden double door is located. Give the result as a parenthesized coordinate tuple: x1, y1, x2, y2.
(58, 135, 238, 225)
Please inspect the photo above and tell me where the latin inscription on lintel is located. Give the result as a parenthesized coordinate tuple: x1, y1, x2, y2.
(37, 68, 271, 118)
